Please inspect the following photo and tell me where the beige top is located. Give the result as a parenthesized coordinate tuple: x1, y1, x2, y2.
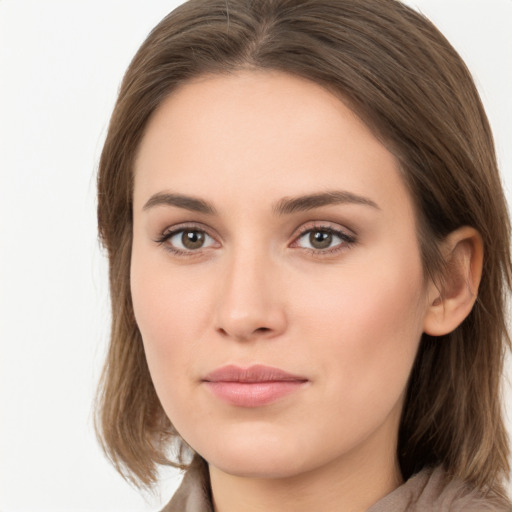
(161, 465, 511, 511)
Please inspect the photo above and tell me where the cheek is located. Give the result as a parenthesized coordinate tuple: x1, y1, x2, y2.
(131, 268, 211, 444)
(130, 245, 213, 397)
(293, 245, 426, 411)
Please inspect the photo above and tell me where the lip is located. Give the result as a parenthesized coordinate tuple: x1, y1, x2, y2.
(202, 364, 308, 407)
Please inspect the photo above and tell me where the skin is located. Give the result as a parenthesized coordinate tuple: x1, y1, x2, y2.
(130, 70, 476, 512)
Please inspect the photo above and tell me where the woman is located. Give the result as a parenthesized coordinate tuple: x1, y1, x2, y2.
(95, 0, 512, 510)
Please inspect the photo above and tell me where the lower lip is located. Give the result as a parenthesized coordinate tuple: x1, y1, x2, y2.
(204, 381, 306, 407)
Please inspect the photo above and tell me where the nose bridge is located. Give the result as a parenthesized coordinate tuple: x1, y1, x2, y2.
(215, 239, 286, 341)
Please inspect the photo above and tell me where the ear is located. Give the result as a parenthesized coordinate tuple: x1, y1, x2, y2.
(423, 226, 483, 336)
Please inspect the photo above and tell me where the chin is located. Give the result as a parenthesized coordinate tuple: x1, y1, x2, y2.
(191, 429, 325, 480)
(207, 451, 308, 480)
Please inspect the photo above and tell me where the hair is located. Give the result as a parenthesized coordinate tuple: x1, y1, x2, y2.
(96, 0, 512, 501)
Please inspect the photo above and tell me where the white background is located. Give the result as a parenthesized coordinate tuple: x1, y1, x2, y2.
(0, 1, 511, 510)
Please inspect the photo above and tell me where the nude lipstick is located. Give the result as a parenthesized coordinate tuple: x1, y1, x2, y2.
(202, 364, 308, 407)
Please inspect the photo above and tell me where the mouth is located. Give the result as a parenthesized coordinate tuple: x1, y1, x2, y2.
(202, 364, 308, 407)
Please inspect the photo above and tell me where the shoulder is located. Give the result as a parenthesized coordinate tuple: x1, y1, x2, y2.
(163, 464, 512, 512)
(368, 466, 512, 512)
(160, 464, 212, 512)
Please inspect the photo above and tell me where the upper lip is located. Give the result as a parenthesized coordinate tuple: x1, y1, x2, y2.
(203, 364, 308, 383)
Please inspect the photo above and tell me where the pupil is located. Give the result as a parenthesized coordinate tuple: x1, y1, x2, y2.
(310, 231, 332, 249)
(182, 231, 205, 249)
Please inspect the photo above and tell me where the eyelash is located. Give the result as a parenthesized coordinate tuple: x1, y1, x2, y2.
(154, 223, 356, 258)
(292, 224, 356, 256)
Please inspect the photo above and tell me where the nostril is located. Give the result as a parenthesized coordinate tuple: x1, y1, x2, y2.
(216, 325, 273, 340)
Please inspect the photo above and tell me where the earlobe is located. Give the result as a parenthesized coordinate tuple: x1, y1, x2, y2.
(423, 227, 483, 336)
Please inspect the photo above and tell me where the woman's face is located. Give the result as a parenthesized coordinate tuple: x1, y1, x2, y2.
(131, 70, 431, 479)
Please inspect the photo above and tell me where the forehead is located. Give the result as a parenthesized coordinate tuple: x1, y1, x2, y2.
(133, 70, 413, 220)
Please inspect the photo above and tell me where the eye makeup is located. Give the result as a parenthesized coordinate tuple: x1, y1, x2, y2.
(153, 221, 357, 258)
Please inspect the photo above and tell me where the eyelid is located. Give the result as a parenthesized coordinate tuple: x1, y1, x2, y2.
(290, 222, 357, 255)
(154, 220, 356, 257)
(159, 221, 215, 239)
(154, 222, 220, 256)
(293, 220, 355, 237)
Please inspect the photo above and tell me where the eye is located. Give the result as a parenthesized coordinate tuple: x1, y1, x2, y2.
(156, 227, 217, 254)
(293, 226, 355, 254)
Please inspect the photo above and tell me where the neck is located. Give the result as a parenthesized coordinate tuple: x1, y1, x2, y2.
(209, 422, 403, 512)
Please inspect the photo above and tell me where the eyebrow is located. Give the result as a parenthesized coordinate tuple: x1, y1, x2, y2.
(142, 190, 379, 215)
(273, 190, 379, 215)
(143, 192, 217, 214)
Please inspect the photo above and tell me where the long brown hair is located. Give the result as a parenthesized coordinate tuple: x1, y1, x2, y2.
(96, 0, 511, 499)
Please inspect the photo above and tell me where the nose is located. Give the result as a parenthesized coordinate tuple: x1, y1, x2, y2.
(214, 247, 287, 342)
